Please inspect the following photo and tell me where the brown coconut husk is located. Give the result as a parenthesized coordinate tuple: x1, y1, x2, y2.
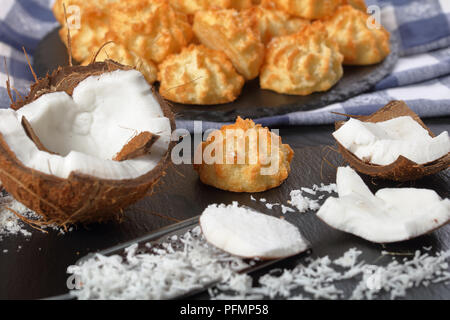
(0, 60, 176, 226)
(334, 100, 450, 181)
(113, 131, 160, 161)
(21, 116, 57, 155)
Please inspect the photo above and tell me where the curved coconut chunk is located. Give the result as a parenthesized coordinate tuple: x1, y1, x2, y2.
(336, 166, 375, 199)
(317, 167, 450, 243)
(200, 202, 309, 259)
(0, 70, 172, 180)
(333, 116, 450, 165)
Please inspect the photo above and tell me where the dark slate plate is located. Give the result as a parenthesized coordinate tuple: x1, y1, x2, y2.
(33, 28, 399, 122)
(1, 144, 448, 300)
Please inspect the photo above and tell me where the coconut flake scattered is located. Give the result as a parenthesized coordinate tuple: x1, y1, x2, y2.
(68, 226, 251, 300)
(0, 192, 73, 238)
(210, 248, 450, 300)
(67, 221, 450, 301)
(248, 183, 336, 215)
(333, 248, 363, 268)
(0, 195, 32, 239)
(265, 203, 280, 210)
(281, 205, 295, 214)
(301, 187, 316, 195)
(313, 183, 337, 194)
(288, 190, 320, 213)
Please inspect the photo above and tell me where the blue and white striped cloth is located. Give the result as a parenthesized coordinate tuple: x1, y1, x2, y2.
(1, 0, 449, 132)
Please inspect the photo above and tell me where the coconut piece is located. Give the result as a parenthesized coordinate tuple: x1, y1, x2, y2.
(333, 101, 450, 181)
(317, 167, 450, 243)
(21, 116, 57, 155)
(113, 132, 160, 161)
(200, 202, 309, 259)
(0, 60, 175, 226)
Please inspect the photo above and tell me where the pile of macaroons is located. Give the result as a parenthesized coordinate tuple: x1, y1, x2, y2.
(53, 0, 390, 104)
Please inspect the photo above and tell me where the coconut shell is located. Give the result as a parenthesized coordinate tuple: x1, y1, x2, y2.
(113, 131, 160, 161)
(0, 60, 176, 226)
(334, 100, 450, 181)
(21, 116, 58, 155)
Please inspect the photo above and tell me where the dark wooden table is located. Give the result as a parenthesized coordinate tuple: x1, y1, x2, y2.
(0, 117, 448, 300)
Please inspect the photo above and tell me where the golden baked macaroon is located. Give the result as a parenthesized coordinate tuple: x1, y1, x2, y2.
(193, 9, 264, 80)
(169, 0, 252, 16)
(52, 0, 116, 24)
(324, 5, 390, 65)
(58, 6, 111, 63)
(81, 41, 158, 84)
(242, 5, 309, 44)
(229, 0, 254, 10)
(341, 0, 367, 11)
(193, 117, 294, 192)
(169, 0, 228, 16)
(158, 44, 245, 105)
(260, 22, 343, 95)
(109, 0, 193, 64)
(273, 0, 341, 19)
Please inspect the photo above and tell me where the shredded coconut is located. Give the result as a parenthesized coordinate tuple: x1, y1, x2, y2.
(211, 248, 450, 300)
(288, 190, 320, 213)
(313, 183, 337, 194)
(68, 226, 251, 300)
(301, 187, 316, 195)
(0, 195, 32, 239)
(0, 193, 73, 239)
(281, 205, 295, 214)
(265, 203, 280, 210)
(248, 182, 337, 215)
(68, 224, 450, 301)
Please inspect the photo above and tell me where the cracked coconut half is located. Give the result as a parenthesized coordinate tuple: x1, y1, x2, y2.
(333, 101, 450, 181)
(0, 60, 174, 226)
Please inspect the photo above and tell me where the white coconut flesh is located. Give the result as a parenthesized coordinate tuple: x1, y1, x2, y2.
(317, 166, 450, 243)
(0, 70, 172, 180)
(333, 116, 450, 165)
(200, 202, 309, 259)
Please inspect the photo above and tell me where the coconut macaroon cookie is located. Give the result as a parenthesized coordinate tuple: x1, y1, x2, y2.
(260, 22, 343, 95)
(324, 5, 390, 65)
(169, 0, 253, 16)
(193, 117, 294, 192)
(0, 61, 174, 225)
(341, 0, 367, 11)
(58, 4, 112, 63)
(81, 41, 158, 84)
(52, 0, 118, 25)
(273, 0, 341, 19)
(109, 0, 193, 64)
(242, 4, 310, 44)
(158, 45, 245, 105)
(193, 9, 265, 80)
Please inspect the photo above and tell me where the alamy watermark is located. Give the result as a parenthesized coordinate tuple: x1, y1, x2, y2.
(170, 123, 282, 176)
(66, 5, 81, 30)
(65, 4, 383, 31)
(367, 5, 382, 30)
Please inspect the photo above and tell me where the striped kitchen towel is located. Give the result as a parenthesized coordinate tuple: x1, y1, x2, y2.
(0, 0, 450, 132)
